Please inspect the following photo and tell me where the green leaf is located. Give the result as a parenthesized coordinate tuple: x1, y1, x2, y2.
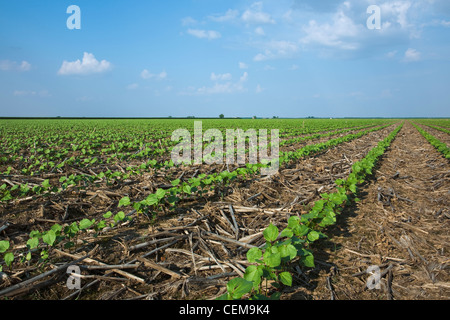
(29, 230, 41, 238)
(263, 250, 281, 268)
(279, 244, 297, 260)
(307, 230, 321, 242)
(103, 211, 113, 219)
(41, 179, 51, 189)
(114, 211, 125, 223)
(226, 277, 253, 300)
(42, 230, 56, 246)
(299, 249, 315, 268)
(144, 194, 159, 206)
(155, 188, 166, 200)
(244, 265, 263, 288)
(79, 218, 93, 230)
(263, 223, 279, 242)
(118, 196, 131, 207)
(51, 224, 62, 234)
(246, 247, 262, 263)
(171, 179, 180, 187)
(280, 228, 293, 238)
(279, 272, 293, 286)
(27, 237, 39, 250)
(40, 249, 48, 260)
(96, 220, 106, 230)
(4, 252, 14, 267)
(183, 184, 191, 194)
(67, 222, 79, 237)
(0, 240, 10, 253)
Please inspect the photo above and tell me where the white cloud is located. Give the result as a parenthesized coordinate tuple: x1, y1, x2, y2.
(182, 71, 249, 95)
(187, 29, 221, 40)
(181, 16, 198, 26)
(255, 27, 265, 36)
(426, 19, 450, 27)
(242, 2, 275, 24)
(159, 71, 168, 79)
(0, 60, 32, 72)
(239, 62, 249, 69)
(264, 65, 276, 70)
(301, 9, 360, 50)
(126, 83, 139, 90)
(253, 40, 299, 61)
(403, 48, 421, 62)
(379, 1, 412, 29)
(141, 69, 152, 79)
(386, 50, 398, 58)
(19, 61, 31, 71)
(240, 71, 248, 82)
(254, 53, 267, 62)
(209, 9, 239, 22)
(211, 72, 232, 81)
(141, 69, 167, 80)
(196, 82, 246, 95)
(58, 52, 111, 75)
(256, 84, 264, 93)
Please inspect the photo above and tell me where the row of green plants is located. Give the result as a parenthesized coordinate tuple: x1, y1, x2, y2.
(0, 210, 130, 272)
(279, 123, 392, 163)
(0, 122, 396, 274)
(425, 124, 450, 135)
(279, 123, 381, 146)
(0, 123, 392, 203)
(0, 119, 392, 177)
(0, 158, 177, 203)
(217, 123, 403, 300)
(413, 123, 450, 158)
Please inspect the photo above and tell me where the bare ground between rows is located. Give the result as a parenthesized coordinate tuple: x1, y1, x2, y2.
(0, 123, 400, 300)
(289, 121, 449, 300)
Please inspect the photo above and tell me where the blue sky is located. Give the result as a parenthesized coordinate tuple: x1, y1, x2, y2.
(0, 0, 449, 118)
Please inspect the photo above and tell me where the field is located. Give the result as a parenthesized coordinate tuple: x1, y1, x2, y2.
(0, 118, 449, 300)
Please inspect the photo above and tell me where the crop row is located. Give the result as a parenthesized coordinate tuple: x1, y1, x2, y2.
(412, 123, 450, 158)
(1, 120, 391, 178)
(218, 123, 403, 300)
(0, 122, 393, 203)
